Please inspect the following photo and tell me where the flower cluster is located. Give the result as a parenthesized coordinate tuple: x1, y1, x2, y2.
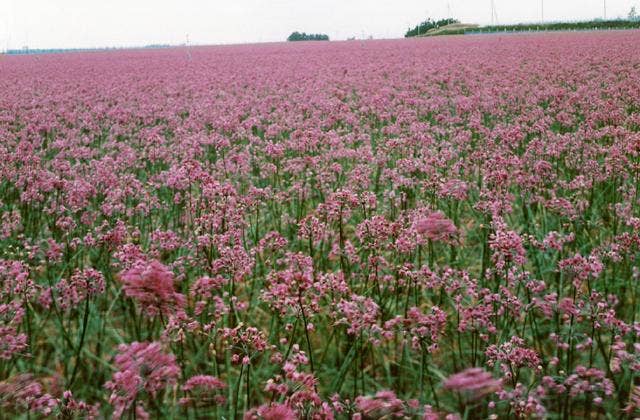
(120, 260, 186, 318)
(104, 342, 180, 418)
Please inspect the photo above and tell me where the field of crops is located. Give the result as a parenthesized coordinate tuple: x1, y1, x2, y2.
(1, 31, 640, 418)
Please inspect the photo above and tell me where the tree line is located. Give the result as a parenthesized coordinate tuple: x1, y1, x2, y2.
(287, 32, 330, 42)
(467, 19, 640, 34)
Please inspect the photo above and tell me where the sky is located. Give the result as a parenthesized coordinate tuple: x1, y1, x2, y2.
(1, 0, 638, 50)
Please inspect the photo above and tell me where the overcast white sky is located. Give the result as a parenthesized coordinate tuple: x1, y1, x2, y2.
(1, 0, 638, 50)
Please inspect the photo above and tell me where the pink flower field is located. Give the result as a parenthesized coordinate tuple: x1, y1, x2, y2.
(1, 31, 640, 418)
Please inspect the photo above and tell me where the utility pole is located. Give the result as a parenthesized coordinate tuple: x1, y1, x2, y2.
(541, 0, 544, 22)
(3, 16, 8, 53)
(603, 0, 607, 20)
(491, 0, 495, 26)
(490, 0, 498, 25)
(185, 33, 191, 60)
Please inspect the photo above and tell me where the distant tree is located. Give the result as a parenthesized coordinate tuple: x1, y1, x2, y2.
(405, 18, 460, 38)
(630, 6, 639, 21)
(287, 32, 329, 42)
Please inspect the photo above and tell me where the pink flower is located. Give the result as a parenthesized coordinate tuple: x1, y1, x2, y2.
(0, 301, 28, 360)
(384, 306, 447, 351)
(182, 375, 226, 392)
(105, 342, 180, 419)
(119, 260, 185, 317)
(180, 375, 226, 407)
(489, 218, 527, 269)
(558, 253, 603, 288)
(335, 294, 380, 337)
(443, 368, 502, 399)
(59, 390, 100, 419)
(56, 268, 105, 310)
(355, 390, 405, 418)
(414, 211, 457, 243)
(0, 374, 58, 416)
(244, 402, 297, 420)
(486, 336, 541, 380)
(439, 179, 469, 200)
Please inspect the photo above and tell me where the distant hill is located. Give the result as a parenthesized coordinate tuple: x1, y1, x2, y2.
(416, 23, 479, 37)
(405, 18, 460, 37)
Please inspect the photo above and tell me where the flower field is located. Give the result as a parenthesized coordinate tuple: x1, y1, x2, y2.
(1, 31, 640, 418)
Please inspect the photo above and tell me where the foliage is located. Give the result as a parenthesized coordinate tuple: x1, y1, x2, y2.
(469, 18, 640, 34)
(287, 32, 329, 42)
